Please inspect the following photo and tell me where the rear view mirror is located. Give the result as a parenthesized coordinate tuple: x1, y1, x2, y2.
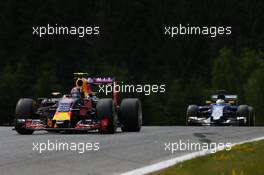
(206, 100, 212, 105)
(51, 92, 61, 97)
(229, 100, 235, 105)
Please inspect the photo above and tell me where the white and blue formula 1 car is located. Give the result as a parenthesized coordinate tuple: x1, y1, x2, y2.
(186, 90, 255, 126)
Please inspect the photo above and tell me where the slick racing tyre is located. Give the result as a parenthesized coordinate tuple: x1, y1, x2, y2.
(15, 98, 36, 135)
(248, 106, 255, 126)
(120, 98, 142, 132)
(97, 98, 117, 134)
(237, 105, 251, 126)
(186, 105, 198, 126)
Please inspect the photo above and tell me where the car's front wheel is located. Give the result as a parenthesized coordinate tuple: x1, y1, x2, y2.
(237, 105, 254, 126)
(96, 98, 117, 134)
(186, 105, 198, 126)
(15, 98, 36, 135)
(248, 106, 255, 126)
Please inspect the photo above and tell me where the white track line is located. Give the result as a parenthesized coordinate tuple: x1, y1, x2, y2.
(120, 136, 264, 175)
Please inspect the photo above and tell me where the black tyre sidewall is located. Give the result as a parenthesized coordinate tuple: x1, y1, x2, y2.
(96, 98, 117, 134)
(186, 105, 198, 126)
(15, 98, 36, 134)
(248, 106, 255, 126)
(237, 105, 249, 126)
(120, 98, 142, 132)
(15, 98, 36, 119)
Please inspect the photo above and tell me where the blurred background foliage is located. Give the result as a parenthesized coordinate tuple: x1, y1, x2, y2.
(0, 0, 264, 125)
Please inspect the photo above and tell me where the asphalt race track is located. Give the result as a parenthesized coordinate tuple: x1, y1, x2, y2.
(1, 126, 264, 175)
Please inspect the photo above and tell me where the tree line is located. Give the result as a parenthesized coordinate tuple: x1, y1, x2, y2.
(0, 0, 264, 125)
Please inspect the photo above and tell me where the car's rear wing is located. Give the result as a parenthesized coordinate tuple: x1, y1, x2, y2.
(211, 94, 238, 100)
(74, 73, 118, 106)
(74, 73, 115, 84)
(86, 77, 115, 84)
(211, 94, 238, 104)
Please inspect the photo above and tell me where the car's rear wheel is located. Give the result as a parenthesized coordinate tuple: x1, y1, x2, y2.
(120, 98, 142, 132)
(186, 105, 198, 126)
(96, 98, 117, 134)
(15, 98, 36, 135)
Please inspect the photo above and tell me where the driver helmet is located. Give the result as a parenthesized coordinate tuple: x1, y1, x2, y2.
(216, 99, 225, 105)
(71, 87, 83, 98)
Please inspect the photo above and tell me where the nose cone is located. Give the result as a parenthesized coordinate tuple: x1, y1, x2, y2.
(53, 112, 71, 121)
(211, 105, 224, 120)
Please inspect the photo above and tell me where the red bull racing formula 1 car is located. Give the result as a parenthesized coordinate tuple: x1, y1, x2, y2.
(14, 73, 142, 134)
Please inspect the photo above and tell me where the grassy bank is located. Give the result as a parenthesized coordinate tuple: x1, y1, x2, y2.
(150, 140, 264, 175)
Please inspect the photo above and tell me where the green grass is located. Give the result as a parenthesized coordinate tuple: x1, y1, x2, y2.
(150, 140, 264, 175)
